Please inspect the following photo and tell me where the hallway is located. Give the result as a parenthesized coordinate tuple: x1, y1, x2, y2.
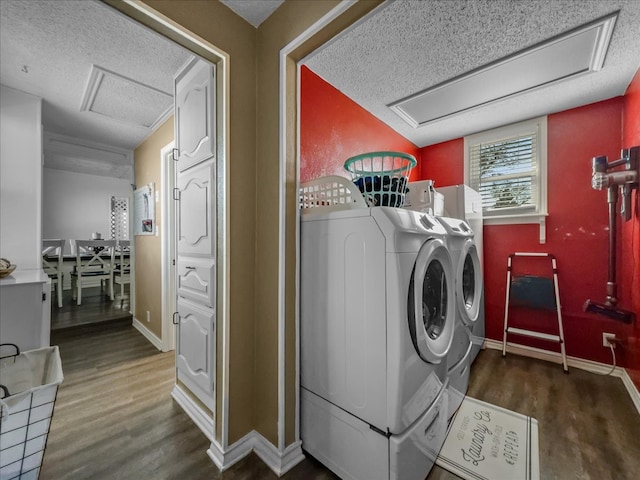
(41, 320, 333, 479)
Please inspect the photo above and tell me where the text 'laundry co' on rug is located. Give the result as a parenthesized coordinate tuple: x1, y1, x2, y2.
(436, 396, 539, 480)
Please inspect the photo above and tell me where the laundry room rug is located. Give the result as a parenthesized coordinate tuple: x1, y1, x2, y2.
(436, 396, 539, 480)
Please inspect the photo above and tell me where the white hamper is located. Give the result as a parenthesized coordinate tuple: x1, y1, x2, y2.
(0, 345, 63, 480)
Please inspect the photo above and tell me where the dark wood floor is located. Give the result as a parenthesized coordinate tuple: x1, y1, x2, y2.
(51, 285, 131, 330)
(41, 320, 336, 480)
(427, 351, 640, 480)
(41, 319, 640, 479)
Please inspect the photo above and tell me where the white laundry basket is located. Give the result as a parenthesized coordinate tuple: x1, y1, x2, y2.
(0, 344, 63, 480)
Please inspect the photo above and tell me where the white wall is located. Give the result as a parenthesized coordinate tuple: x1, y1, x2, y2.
(43, 168, 132, 255)
(0, 86, 43, 269)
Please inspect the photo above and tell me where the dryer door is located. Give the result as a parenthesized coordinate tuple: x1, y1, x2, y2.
(408, 238, 455, 363)
(457, 239, 483, 328)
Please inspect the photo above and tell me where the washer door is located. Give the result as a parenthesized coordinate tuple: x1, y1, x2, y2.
(408, 238, 455, 364)
(457, 239, 483, 328)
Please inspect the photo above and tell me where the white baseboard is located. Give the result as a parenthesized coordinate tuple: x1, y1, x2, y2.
(485, 339, 640, 415)
(620, 369, 640, 415)
(172, 384, 304, 476)
(253, 435, 305, 476)
(132, 316, 162, 351)
(206, 430, 304, 476)
(207, 434, 254, 472)
(171, 384, 215, 442)
(485, 339, 623, 375)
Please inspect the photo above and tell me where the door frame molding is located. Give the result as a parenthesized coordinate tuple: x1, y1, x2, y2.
(161, 141, 176, 352)
(279, 0, 360, 453)
(282, 0, 385, 455)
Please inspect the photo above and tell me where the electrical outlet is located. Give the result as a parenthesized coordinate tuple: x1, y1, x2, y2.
(602, 332, 616, 348)
(146, 310, 151, 323)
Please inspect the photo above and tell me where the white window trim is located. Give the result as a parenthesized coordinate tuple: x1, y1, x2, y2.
(464, 116, 548, 243)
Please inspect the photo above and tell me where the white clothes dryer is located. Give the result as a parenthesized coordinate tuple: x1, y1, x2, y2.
(437, 185, 483, 267)
(301, 206, 456, 480)
(435, 185, 485, 362)
(437, 216, 485, 418)
(438, 217, 485, 358)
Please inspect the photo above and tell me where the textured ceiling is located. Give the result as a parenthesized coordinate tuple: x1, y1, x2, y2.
(0, 0, 193, 153)
(220, 0, 285, 27)
(2, 0, 638, 178)
(306, 0, 640, 147)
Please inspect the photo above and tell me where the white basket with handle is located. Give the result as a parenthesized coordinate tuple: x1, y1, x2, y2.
(299, 175, 367, 214)
(1, 344, 63, 480)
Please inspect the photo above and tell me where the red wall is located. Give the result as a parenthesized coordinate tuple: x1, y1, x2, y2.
(422, 98, 640, 367)
(301, 65, 639, 377)
(622, 68, 640, 389)
(300, 66, 419, 183)
(418, 139, 464, 187)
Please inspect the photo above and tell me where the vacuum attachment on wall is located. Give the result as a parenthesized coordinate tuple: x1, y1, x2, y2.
(591, 146, 639, 221)
(583, 299, 634, 323)
(584, 146, 638, 324)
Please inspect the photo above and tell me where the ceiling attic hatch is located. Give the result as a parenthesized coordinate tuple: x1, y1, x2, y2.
(388, 12, 618, 128)
(80, 65, 173, 130)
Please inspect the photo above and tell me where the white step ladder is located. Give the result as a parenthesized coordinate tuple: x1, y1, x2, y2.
(502, 252, 568, 372)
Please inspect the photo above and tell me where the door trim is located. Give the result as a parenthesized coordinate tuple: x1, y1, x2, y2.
(161, 141, 176, 352)
(282, 0, 365, 452)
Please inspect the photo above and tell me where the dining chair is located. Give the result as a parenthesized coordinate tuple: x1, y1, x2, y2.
(113, 240, 131, 298)
(71, 239, 116, 305)
(42, 239, 66, 308)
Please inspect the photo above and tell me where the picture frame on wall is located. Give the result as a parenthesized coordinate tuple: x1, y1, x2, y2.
(133, 183, 155, 236)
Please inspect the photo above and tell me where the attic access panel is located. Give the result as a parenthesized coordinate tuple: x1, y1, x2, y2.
(389, 12, 618, 127)
(81, 65, 172, 129)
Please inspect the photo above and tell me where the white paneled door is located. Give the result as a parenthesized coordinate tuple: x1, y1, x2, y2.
(176, 297, 215, 409)
(177, 161, 216, 256)
(175, 58, 216, 173)
(174, 58, 216, 411)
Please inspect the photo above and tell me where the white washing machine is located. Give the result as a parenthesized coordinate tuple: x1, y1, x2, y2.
(437, 216, 485, 418)
(300, 205, 456, 480)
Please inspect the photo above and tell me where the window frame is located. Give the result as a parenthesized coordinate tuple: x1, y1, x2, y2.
(464, 116, 548, 231)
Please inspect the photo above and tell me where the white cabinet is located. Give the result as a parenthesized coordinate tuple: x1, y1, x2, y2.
(174, 59, 216, 173)
(174, 58, 217, 411)
(0, 269, 51, 352)
(176, 297, 215, 410)
(177, 257, 215, 308)
(177, 160, 216, 256)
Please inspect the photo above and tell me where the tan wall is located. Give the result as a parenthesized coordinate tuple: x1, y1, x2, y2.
(255, 0, 343, 446)
(112, 0, 380, 453)
(133, 116, 174, 338)
(258, 0, 384, 448)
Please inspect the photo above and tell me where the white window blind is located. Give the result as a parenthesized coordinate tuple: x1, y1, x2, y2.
(465, 116, 547, 222)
